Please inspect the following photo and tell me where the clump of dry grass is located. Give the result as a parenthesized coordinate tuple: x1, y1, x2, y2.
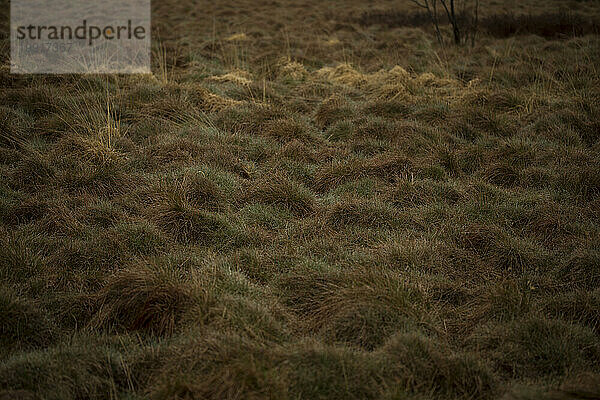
(8, 148, 56, 192)
(455, 223, 548, 275)
(468, 317, 600, 379)
(315, 64, 461, 101)
(0, 287, 57, 356)
(0, 231, 43, 287)
(389, 178, 463, 207)
(278, 267, 432, 349)
(362, 99, 412, 119)
(148, 181, 234, 245)
(146, 331, 289, 400)
(261, 116, 320, 143)
(540, 289, 600, 334)
(324, 198, 399, 229)
(215, 103, 287, 135)
(89, 265, 211, 336)
(0, 107, 32, 150)
(314, 153, 412, 192)
(314, 94, 356, 129)
(380, 332, 498, 399)
(315, 273, 429, 349)
(156, 171, 226, 211)
(45, 133, 134, 197)
(554, 247, 600, 290)
(139, 171, 232, 245)
(241, 172, 317, 216)
(481, 163, 520, 188)
(209, 69, 253, 86)
(277, 58, 309, 80)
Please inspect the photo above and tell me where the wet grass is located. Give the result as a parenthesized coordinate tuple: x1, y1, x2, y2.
(1, 0, 600, 398)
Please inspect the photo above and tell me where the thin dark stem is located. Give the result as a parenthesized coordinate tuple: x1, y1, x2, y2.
(471, 0, 479, 47)
(431, 0, 444, 45)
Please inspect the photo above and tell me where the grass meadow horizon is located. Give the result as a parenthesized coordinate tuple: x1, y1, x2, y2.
(1, 0, 600, 398)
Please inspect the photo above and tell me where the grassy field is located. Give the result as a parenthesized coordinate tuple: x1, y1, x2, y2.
(1, 0, 600, 398)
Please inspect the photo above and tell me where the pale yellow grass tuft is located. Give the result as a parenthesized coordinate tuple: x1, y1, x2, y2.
(190, 84, 246, 112)
(323, 37, 341, 46)
(277, 58, 308, 80)
(209, 69, 252, 86)
(315, 63, 464, 101)
(225, 33, 250, 42)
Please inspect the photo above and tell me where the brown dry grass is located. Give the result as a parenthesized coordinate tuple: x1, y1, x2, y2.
(1, 0, 600, 398)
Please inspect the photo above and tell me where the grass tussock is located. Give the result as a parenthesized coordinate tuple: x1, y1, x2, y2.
(324, 198, 399, 229)
(145, 172, 239, 244)
(468, 318, 600, 378)
(0, 287, 56, 357)
(241, 172, 317, 216)
(380, 332, 497, 399)
(89, 265, 211, 336)
(314, 153, 412, 192)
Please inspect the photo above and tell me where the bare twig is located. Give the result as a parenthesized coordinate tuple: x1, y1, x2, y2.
(410, 0, 480, 46)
